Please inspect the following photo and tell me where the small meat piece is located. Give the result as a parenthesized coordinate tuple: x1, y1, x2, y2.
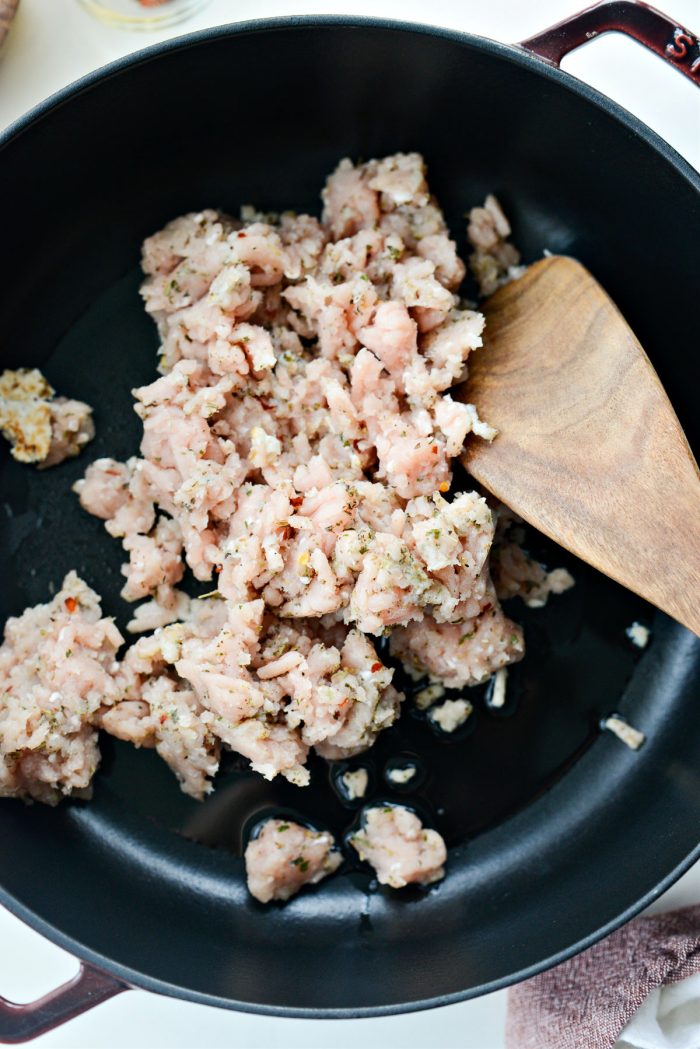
(429, 697, 473, 733)
(125, 586, 190, 634)
(41, 398, 95, 469)
(245, 818, 342, 903)
(467, 194, 524, 297)
(367, 153, 429, 208)
(322, 158, 380, 239)
(222, 718, 310, 786)
(350, 806, 446, 888)
(0, 368, 94, 467)
(386, 764, 417, 785)
(391, 599, 524, 689)
(100, 700, 155, 748)
(340, 767, 368, 800)
(0, 573, 123, 804)
(173, 600, 310, 785)
(101, 675, 220, 801)
(491, 509, 574, 608)
(277, 625, 402, 757)
(413, 682, 445, 710)
(72, 458, 131, 519)
(74, 456, 154, 540)
(120, 517, 184, 602)
(0, 368, 53, 463)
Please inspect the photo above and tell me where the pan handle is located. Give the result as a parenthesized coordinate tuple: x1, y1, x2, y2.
(0, 963, 128, 1044)
(519, 0, 700, 85)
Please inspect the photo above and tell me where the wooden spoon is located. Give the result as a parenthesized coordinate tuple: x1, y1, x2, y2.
(458, 255, 700, 638)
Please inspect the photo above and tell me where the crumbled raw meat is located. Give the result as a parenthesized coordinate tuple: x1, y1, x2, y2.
(72, 458, 131, 519)
(390, 592, 525, 689)
(467, 194, 525, 298)
(68, 156, 537, 746)
(386, 764, 416, 785)
(0, 573, 122, 804)
(76, 155, 503, 636)
(100, 595, 399, 792)
(491, 507, 574, 608)
(41, 397, 95, 469)
(73, 456, 155, 543)
(100, 621, 221, 800)
(0, 369, 94, 468)
(414, 682, 445, 710)
(268, 623, 402, 759)
(3, 155, 572, 842)
(340, 767, 368, 800)
(350, 805, 446, 888)
(120, 517, 184, 602)
(429, 697, 473, 733)
(245, 818, 342, 903)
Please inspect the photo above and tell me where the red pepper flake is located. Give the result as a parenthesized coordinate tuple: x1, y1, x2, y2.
(370, 662, 382, 673)
(64, 597, 77, 614)
(238, 231, 247, 238)
(281, 526, 293, 541)
(431, 445, 438, 454)
(159, 713, 168, 724)
(290, 495, 303, 508)
(214, 564, 222, 574)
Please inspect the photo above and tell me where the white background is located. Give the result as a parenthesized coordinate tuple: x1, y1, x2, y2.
(0, 1, 698, 1047)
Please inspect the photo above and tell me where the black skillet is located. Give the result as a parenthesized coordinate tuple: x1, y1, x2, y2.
(1, 3, 699, 1040)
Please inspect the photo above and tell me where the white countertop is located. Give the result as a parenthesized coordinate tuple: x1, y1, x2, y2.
(0, 2, 698, 1046)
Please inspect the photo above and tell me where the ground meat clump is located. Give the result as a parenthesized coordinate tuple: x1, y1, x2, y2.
(429, 697, 473, 733)
(245, 818, 342, 903)
(58, 153, 540, 805)
(73, 155, 512, 670)
(350, 805, 446, 888)
(390, 587, 524, 689)
(467, 194, 525, 297)
(0, 572, 122, 804)
(0, 155, 573, 904)
(0, 368, 94, 468)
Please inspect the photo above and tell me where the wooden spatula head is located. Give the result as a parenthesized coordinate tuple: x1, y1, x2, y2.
(458, 255, 700, 638)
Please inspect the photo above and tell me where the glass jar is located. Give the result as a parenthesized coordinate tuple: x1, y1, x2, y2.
(77, 0, 212, 30)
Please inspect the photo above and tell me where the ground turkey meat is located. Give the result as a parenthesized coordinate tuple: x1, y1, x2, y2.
(2, 154, 573, 826)
(350, 805, 446, 888)
(0, 572, 122, 804)
(0, 368, 94, 468)
(245, 818, 342, 903)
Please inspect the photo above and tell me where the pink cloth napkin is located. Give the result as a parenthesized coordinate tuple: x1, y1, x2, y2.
(506, 905, 700, 1049)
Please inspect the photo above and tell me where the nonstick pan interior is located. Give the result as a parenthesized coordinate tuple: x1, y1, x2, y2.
(0, 19, 699, 1015)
